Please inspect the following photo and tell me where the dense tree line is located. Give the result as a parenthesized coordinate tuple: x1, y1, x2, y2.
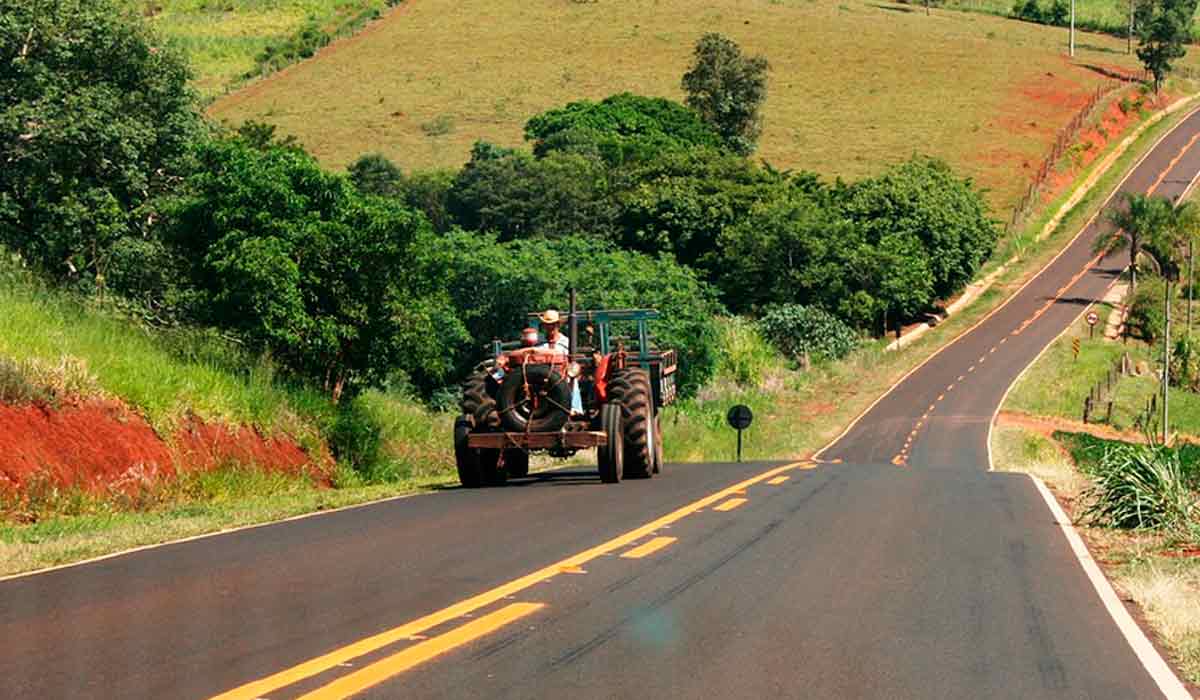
(1, 0, 999, 405)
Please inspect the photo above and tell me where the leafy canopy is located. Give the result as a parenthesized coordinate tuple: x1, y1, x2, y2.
(524, 92, 723, 163)
(0, 0, 201, 282)
(1135, 0, 1195, 93)
(163, 136, 452, 399)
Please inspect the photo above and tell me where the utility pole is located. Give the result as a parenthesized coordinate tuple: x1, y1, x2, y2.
(1070, 0, 1076, 57)
(1163, 280, 1171, 444)
(1189, 237, 1195, 334)
(1128, 0, 1135, 55)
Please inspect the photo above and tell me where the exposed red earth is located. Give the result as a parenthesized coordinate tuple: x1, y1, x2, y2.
(0, 399, 330, 502)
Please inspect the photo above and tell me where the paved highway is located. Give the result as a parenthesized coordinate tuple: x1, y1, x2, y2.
(6, 109, 1200, 699)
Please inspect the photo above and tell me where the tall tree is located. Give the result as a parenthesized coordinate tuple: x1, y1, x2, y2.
(1101, 192, 1174, 292)
(681, 33, 769, 156)
(1134, 0, 1194, 93)
(0, 0, 201, 284)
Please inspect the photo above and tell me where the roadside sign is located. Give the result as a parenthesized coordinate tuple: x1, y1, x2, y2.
(726, 405, 753, 462)
(726, 405, 753, 430)
(1086, 311, 1099, 339)
(1072, 337, 1081, 360)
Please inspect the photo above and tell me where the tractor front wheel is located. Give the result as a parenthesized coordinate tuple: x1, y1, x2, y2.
(598, 403, 623, 483)
(607, 367, 654, 478)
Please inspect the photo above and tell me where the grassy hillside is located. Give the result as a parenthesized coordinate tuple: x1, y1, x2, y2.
(142, 0, 397, 97)
(206, 0, 1175, 213)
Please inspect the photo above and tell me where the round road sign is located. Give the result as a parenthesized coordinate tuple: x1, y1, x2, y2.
(726, 404, 754, 430)
(1086, 311, 1099, 326)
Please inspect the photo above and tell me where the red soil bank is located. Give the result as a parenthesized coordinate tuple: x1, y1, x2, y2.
(0, 399, 330, 497)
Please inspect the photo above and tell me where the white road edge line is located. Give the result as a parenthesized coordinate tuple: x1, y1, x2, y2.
(1029, 476, 1192, 699)
(987, 129, 1200, 699)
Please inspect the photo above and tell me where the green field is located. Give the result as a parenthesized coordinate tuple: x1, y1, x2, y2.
(206, 0, 1182, 213)
(142, 0, 395, 97)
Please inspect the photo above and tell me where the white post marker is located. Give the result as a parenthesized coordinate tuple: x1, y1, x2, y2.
(1070, 0, 1076, 57)
(1086, 310, 1099, 339)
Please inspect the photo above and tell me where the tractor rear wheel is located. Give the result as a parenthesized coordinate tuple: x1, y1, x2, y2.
(598, 403, 623, 483)
(607, 367, 653, 479)
(461, 371, 499, 430)
(503, 449, 529, 478)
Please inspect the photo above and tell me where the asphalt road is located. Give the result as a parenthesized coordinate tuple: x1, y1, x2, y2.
(6, 108, 1200, 699)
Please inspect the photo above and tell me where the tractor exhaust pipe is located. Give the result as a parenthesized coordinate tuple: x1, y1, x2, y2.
(568, 287, 578, 358)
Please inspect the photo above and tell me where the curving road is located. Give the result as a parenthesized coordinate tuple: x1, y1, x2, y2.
(6, 108, 1200, 699)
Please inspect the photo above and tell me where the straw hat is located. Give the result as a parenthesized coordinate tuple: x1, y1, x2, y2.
(538, 309, 561, 325)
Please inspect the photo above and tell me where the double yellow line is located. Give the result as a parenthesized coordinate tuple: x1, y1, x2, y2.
(212, 459, 813, 700)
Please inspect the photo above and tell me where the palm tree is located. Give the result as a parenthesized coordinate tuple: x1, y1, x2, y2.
(1100, 193, 1174, 293)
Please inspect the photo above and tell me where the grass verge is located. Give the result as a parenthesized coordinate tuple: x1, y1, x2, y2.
(991, 424, 1200, 686)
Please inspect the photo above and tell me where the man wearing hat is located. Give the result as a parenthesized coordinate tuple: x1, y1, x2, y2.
(536, 309, 570, 355)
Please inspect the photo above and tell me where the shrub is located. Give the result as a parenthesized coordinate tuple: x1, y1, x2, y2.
(1046, 0, 1069, 26)
(715, 316, 781, 387)
(1013, 0, 1044, 22)
(759, 304, 859, 364)
(524, 92, 722, 162)
(1128, 276, 1168, 342)
(1084, 443, 1197, 533)
(329, 396, 384, 478)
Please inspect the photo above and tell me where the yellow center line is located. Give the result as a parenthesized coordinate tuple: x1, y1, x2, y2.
(620, 536, 678, 559)
(296, 603, 544, 700)
(989, 347, 997, 354)
(210, 460, 810, 700)
(937, 394, 945, 401)
(714, 498, 747, 512)
(766, 475, 790, 485)
(946, 384, 955, 391)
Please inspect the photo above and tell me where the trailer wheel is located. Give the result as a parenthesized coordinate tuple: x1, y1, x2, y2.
(608, 368, 653, 478)
(503, 449, 529, 478)
(454, 417, 482, 488)
(598, 403, 623, 483)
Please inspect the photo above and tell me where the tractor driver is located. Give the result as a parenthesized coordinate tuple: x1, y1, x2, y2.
(535, 309, 570, 355)
(535, 309, 583, 415)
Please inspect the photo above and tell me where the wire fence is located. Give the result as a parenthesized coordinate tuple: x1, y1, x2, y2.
(1005, 72, 1148, 235)
(1083, 351, 1132, 425)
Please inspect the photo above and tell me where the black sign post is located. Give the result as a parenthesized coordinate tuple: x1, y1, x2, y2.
(726, 404, 754, 463)
(1086, 311, 1099, 340)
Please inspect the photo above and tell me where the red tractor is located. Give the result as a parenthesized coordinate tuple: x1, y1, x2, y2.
(453, 296, 677, 487)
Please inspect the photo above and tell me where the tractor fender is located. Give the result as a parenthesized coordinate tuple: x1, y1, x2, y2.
(594, 353, 612, 402)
